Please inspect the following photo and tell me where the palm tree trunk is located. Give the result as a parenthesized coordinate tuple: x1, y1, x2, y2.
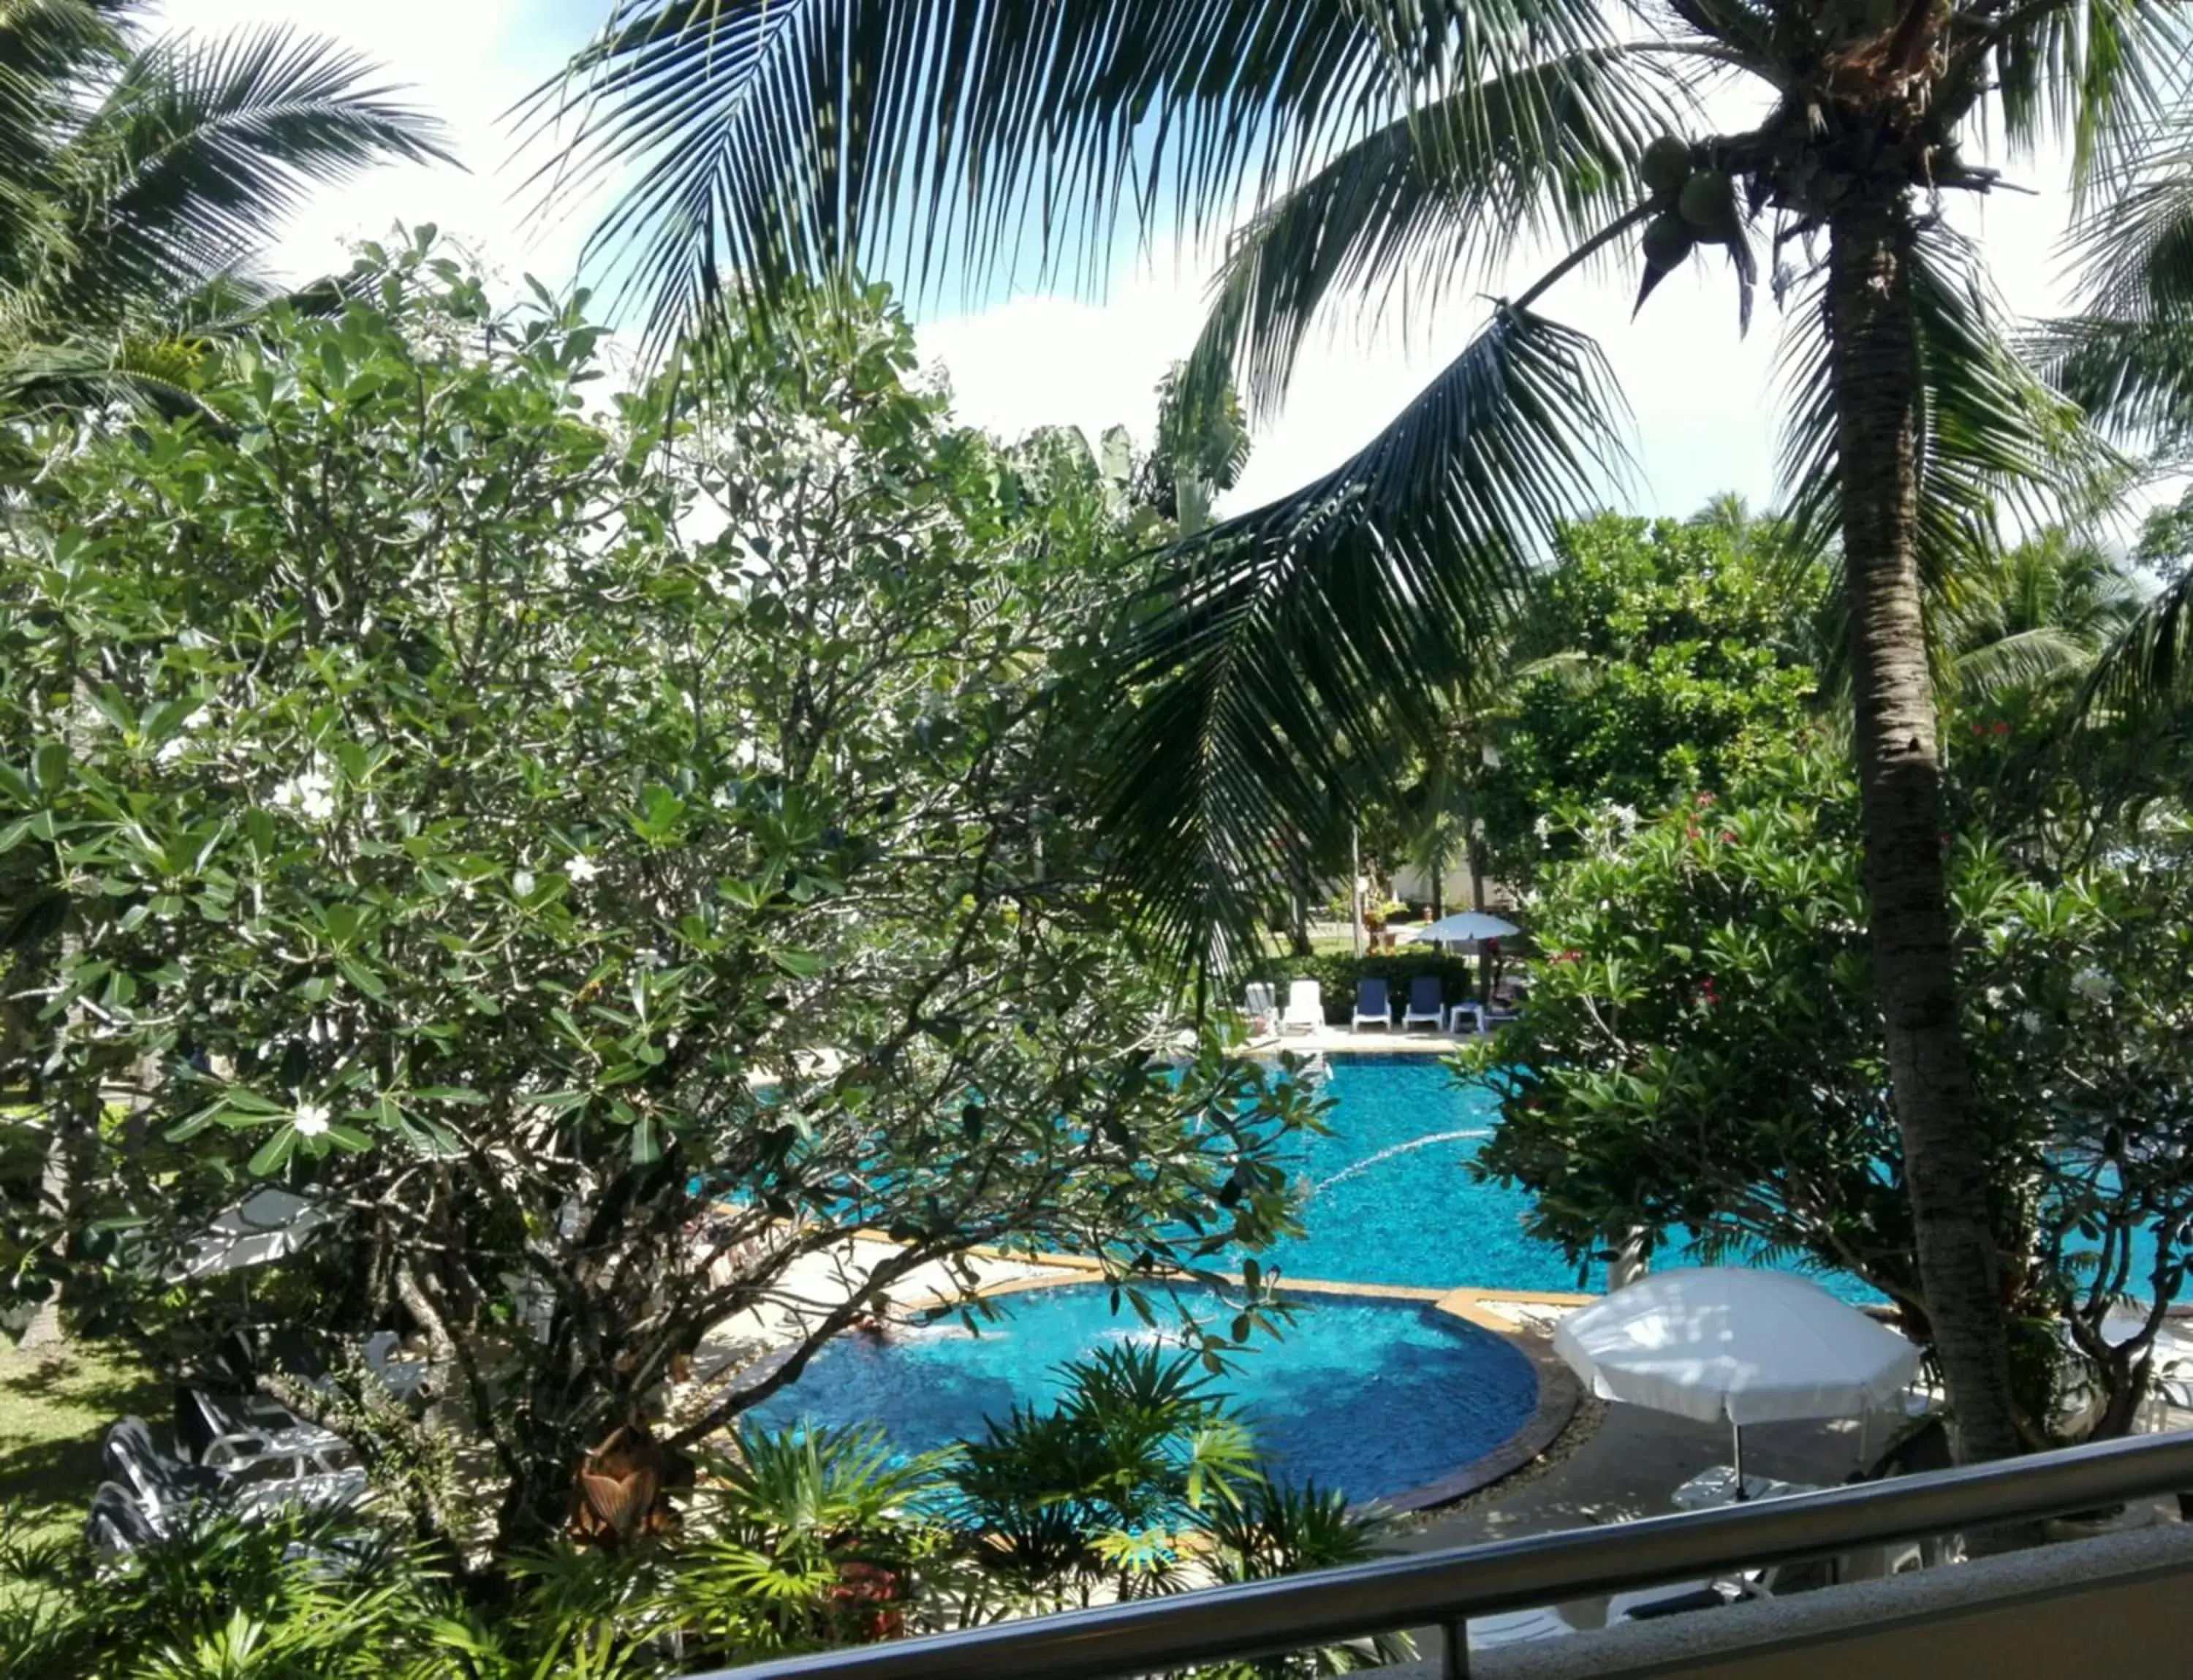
(1828, 195, 2022, 1465)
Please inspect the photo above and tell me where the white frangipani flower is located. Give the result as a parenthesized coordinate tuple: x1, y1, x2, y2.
(567, 855, 600, 884)
(2018, 1010, 2043, 1034)
(293, 1102, 331, 1138)
(271, 763, 336, 823)
(512, 869, 537, 896)
(2070, 966, 2116, 1002)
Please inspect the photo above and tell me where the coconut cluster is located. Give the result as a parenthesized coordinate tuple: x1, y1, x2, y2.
(1635, 135, 1740, 309)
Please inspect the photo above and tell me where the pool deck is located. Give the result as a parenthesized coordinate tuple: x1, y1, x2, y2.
(1249, 1026, 1484, 1055)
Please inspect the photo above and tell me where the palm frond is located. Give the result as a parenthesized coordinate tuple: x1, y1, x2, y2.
(1180, 42, 1689, 420)
(1103, 302, 1626, 972)
(0, 0, 130, 178)
(1955, 624, 2095, 699)
(2035, 311, 2193, 455)
(1984, 0, 2193, 206)
(39, 23, 450, 329)
(2081, 564, 2193, 716)
(0, 265, 276, 418)
(518, 0, 1617, 357)
(1777, 224, 2109, 610)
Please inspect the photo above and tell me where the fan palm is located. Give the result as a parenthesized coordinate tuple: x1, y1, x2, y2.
(0, 0, 450, 415)
(535, 1, 2192, 1465)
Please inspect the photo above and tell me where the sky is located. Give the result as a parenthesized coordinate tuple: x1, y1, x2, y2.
(159, 0, 2109, 523)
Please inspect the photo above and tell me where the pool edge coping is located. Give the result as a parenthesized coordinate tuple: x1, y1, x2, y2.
(912, 1258, 1587, 1516)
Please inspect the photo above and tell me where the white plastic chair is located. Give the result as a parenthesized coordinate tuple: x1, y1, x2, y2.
(1281, 979, 1322, 1034)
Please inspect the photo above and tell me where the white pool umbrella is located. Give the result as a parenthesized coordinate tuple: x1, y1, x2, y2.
(1554, 1268, 1922, 1493)
(173, 1188, 333, 1279)
(1397, 911, 1519, 945)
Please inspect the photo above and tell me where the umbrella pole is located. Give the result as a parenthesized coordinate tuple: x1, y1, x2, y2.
(1730, 1418, 1746, 1502)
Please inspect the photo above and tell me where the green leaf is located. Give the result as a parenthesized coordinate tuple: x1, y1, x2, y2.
(248, 1127, 298, 1176)
(338, 958, 387, 1000)
(770, 947, 825, 980)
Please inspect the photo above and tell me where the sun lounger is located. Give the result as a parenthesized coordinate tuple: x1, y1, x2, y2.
(1243, 981, 1276, 1034)
(1401, 976, 1444, 1031)
(1281, 979, 1322, 1034)
(103, 1417, 223, 1529)
(1607, 1578, 1763, 1622)
(86, 1480, 162, 1556)
(1352, 977, 1393, 1032)
(179, 1388, 354, 1478)
(1466, 1605, 1575, 1648)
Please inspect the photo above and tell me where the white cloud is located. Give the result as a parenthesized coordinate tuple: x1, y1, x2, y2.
(149, 0, 604, 292)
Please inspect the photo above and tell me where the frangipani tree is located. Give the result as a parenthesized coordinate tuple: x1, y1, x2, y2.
(0, 242, 1306, 1562)
(535, 0, 2189, 1462)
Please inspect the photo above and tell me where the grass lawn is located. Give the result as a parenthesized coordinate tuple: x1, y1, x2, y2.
(0, 1340, 164, 1548)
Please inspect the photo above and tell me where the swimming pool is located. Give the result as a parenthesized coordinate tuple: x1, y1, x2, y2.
(748, 1281, 1542, 1503)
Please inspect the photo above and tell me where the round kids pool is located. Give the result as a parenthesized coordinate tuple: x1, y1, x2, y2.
(749, 1279, 1542, 1504)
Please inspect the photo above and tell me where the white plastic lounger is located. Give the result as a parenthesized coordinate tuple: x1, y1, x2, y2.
(1281, 980, 1322, 1034)
(1466, 1606, 1575, 1649)
(1243, 982, 1276, 1034)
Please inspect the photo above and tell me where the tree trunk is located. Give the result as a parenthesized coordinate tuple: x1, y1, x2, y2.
(1828, 196, 2023, 1466)
(1288, 844, 1313, 957)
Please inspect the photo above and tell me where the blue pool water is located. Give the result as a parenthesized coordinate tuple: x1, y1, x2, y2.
(1263, 1054, 1598, 1293)
(749, 1282, 1539, 1502)
(1264, 1053, 1890, 1301)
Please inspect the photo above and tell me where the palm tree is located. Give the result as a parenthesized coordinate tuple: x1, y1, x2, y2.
(535, 1, 2188, 1465)
(0, 0, 450, 415)
(1947, 528, 2140, 703)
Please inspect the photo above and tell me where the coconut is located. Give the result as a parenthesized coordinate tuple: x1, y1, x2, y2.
(1640, 136, 1691, 198)
(1641, 211, 1694, 269)
(1676, 169, 1739, 241)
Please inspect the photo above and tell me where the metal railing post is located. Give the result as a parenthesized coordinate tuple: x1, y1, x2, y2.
(1441, 1616, 1468, 1680)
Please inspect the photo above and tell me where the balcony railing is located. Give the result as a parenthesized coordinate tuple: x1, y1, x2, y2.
(692, 1430, 2193, 1680)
